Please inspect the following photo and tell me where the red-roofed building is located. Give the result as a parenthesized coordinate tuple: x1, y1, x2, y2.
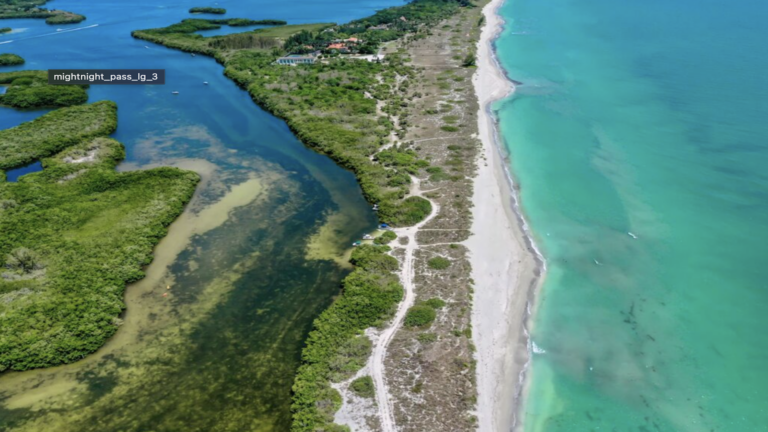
(328, 43, 346, 50)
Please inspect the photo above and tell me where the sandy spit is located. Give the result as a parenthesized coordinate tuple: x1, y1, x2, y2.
(468, 0, 543, 431)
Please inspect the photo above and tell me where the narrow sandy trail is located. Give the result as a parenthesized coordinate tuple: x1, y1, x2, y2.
(371, 177, 440, 432)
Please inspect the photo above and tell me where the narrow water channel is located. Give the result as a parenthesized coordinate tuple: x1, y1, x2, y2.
(0, 1, 399, 430)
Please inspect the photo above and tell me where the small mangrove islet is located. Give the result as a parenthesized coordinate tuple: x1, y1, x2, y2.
(189, 6, 226, 15)
(0, 0, 85, 24)
(0, 53, 24, 66)
(0, 100, 199, 372)
(0, 70, 88, 109)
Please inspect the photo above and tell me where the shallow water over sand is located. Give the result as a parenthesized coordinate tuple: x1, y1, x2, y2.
(0, 0, 398, 430)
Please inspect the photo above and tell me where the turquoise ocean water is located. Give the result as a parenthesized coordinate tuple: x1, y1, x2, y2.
(493, 0, 768, 430)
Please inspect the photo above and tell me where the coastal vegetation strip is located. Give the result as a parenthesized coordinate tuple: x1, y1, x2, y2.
(0, 53, 24, 66)
(189, 7, 226, 15)
(0, 70, 88, 109)
(0, 0, 85, 24)
(292, 244, 403, 431)
(374, 2, 487, 429)
(0, 101, 199, 372)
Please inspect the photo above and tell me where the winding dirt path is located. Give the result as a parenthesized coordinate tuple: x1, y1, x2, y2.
(371, 177, 440, 432)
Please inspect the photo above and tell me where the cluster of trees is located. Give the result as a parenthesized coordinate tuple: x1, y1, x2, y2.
(284, 0, 471, 54)
(0, 104, 199, 371)
(189, 6, 226, 14)
(132, 18, 287, 57)
(0, 70, 88, 108)
(0, 27, 11, 34)
(209, 33, 280, 51)
(145, 18, 285, 35)
(291, 244, 403, 431)
(0, 53, 24, 66)
(0, 0, 85, 24)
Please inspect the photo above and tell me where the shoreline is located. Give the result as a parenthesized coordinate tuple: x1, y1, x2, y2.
(469, 0, 544, 431)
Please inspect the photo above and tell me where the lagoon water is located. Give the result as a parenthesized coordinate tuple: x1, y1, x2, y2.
(0, 1, 399, 430)
(493, 0, 768, 430)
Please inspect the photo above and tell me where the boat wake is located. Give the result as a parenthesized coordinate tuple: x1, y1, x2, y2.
(7, 24, 99, 44)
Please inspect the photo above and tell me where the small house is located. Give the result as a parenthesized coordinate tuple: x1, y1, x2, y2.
(277, 54, 317, 65)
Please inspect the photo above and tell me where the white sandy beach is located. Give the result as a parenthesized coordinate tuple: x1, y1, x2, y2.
(468, 0, 541, 431)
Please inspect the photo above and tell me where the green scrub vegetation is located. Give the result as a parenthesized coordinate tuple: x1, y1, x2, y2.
(350, 375, 375, 398)
(0, 27, 11, 34)
(0, 70, 88, 109)
(131, 18, 291, 56)
(0, 0, 85, 24)
(0, 102, 199, 372)
(189, 6, 226, 14)
(427, 256, 451, 269)
(404, 304, 437, 328)
(291, 244, 403, 431)
(374, 230, 397, 245)
(404, 297, 446, 328)
(0, 100, 115, 170)
(0, 53, 24, 66)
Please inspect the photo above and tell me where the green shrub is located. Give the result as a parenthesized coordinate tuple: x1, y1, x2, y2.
(404, 305, 436, 328)
(350, 244, 398, 272)
(374, 230, 397, 245)
(462, 50, 476, 67)
(424, 297, 446, 309)
(328, 336, 372, 381)
(427, 257, 451, 270)
(350, 376, 375, 398)
(417, 332, 438, 343)
(441, 125, 459, 132)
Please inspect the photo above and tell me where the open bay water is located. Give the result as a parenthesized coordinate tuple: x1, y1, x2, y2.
(0, 0, 400, 430)
(493, 0, 768, 430)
